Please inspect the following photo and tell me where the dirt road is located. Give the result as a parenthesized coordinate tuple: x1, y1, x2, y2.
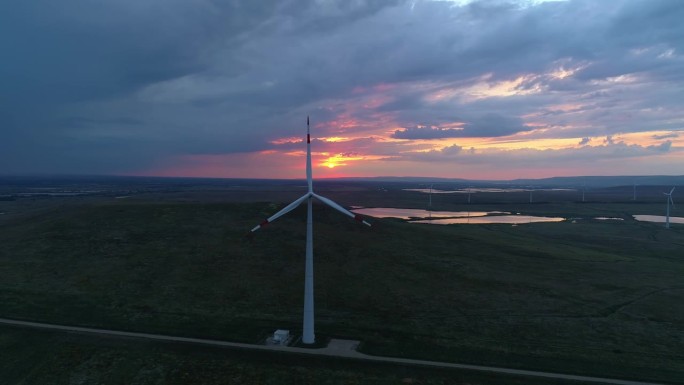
(0, 318, 665, 385)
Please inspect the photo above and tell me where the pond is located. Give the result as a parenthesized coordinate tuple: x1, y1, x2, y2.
(351, 207, 508, 220)
(354, 207, 684, 226)
(633, 215, 684, 224)
(411, 215, 565, 225)
(403, 188, 575, 194)
(351, 207, 564, 225)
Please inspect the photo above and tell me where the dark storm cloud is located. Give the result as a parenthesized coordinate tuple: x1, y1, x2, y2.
(1, 0, 342, 173)
(1, 0, 683, 175)
(609, 0, 684, 51)
(2, 1, 216, 103)
(392, 114, 528, 139)
(392, 126, 468, 139)
(653, 133, 679, 140)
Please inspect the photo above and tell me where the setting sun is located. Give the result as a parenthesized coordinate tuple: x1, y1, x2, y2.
(322, 155, 346, 169)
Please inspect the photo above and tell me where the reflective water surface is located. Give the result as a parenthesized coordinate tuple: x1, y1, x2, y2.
(411, 215, 565, 225)
(351, 207, 509, 220)
(352, 207, 563, 224)
(404, 188, 574, 194)
(633, 215, 684, 224)
(353, 207, 684, 225)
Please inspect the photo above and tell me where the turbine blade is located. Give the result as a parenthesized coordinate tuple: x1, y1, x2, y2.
(251, 193, 310, 232)
(670, 187, 676, 194)
(313, 193, 371, 226)
(306, 116, 313, 193)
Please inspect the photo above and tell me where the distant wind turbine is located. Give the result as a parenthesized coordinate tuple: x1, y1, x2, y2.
(633, 181, 637, 201)
(428, 184, 433, 221)
(250, 116, 371, 344)
(664, 187, 675, 229)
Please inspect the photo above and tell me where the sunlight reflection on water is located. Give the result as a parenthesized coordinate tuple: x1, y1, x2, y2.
(411, 215, 565, 225)
(353, 207, 684, 226)
(633, 215, 684, 224)
(403, 188, 574, 194)
(351, 207, 508, 220)
(351, 207, 562, 224)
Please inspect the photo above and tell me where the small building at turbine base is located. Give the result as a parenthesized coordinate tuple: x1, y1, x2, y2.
(272, 329, 290, 345)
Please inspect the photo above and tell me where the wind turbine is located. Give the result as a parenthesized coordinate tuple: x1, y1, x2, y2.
(250, 116, 371, 344)
(664, 187, 675, 229)
(428, 184, 433, 221)
(633, 181, 637, 201)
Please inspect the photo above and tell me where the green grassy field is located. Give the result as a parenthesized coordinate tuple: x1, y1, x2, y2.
(0, 188, 683, 383)
(5, 326, 579, 385)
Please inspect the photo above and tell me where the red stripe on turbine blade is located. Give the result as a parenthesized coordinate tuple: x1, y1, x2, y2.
(260, 219, 269, 226)
(307, 134, 310, 143)
(354, 214, 363, 222)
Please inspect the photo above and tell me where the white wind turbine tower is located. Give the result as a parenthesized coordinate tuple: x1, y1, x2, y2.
(428, 184, 433, 221)
(664, 187, 675, 229)
(633, 181, 637, 201)
(250, 116, 371, 344)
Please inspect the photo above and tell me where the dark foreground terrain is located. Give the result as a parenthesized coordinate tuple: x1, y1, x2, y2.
(0, 177, 682, 384)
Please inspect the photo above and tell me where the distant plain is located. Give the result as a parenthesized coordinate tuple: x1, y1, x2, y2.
(0, 177, 682, 384)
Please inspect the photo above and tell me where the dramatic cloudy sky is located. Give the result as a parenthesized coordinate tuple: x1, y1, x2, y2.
(2, 0, 683, 179)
